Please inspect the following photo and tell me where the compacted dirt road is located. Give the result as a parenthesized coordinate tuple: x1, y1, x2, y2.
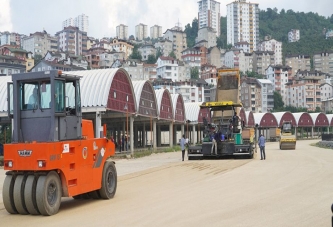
(0, 139, 332, 227)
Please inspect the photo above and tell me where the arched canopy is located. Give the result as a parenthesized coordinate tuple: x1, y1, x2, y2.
(272, 112, 297, 127)
(171, 94, 186, 123)
(184, 102, 209, 124)
(253, 112, 278, 127)
(239, 108, 247, 125)
(132, 80, 158, 118)
(309, 113, 329, 127)
(71, 68, 137, 114)
(245, 111, 255, 127)
(155, 89, 173, 121)
(0, 76, 13, 116)
(293, 112, 314, 127)
(326, 114, 333, 126)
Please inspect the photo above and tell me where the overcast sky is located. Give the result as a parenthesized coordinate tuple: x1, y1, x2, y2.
(0, 0, 332, 39)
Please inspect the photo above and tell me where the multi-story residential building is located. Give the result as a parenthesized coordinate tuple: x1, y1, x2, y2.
(266, 65, 293, 105)
(322, 97, 333, 113)
(150, 25, 162, 39)
(56, 26, 87, 56)
(62, 14, 89, 33)
(116, 24, 128, 40)
(288, 29, 300, 43)
(227, 0, 259, 52)
(163, 26, 187, 60)
(138, 44, 157, 61)
(109, 38, 134, 59)
(154, 39, 173, 57)
(44, 51, 88, 69)
(320, 83, 333, 102)
(257, 39, 282, 65)
(198, 0, 221, 36)
(0, 45, 33, 74)
(22, 31, 58, 57)
(156, 56, 179, 82)
(196, 27, 217, 48)
(121, 59, 144, 80)
(257, 79, 274, 112)
(224, 48, 252, 72)
(30, 60, 85, 72)
(87, 36, 97, 50)
(178, 61, 191, 82)
(234, 41, 250, 53)
(285, 54, 311, 74)
(252, 51, 275, 75)
(181, 46, 207, 68)
(135, 23, 148, 41)
(313, 51, 333, 75)
(0, 32, 22, 46)
(143, 63, 157, 80)
(207, 46, 221, 68)
(201, 64, 218, 86)
(84, 47, 105, 69)
(240, 77, 262, 112)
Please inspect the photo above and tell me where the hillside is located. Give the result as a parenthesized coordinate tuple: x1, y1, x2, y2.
(217, 9, 333, 64)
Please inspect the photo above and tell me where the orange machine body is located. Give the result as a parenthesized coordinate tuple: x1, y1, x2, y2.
(3, 120, 115, 197)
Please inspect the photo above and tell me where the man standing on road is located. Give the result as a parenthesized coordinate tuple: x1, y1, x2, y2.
(258, 134, 266, 160)
(180, 134, 186, 161)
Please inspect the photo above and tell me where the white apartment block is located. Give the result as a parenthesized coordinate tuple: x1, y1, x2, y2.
(62, 14, 89, 33)
(135, 23, 148, 41)
(138, 44, 157, 61)
(288, 29, 300, 43)
(257, 79, 274, 113)
(198, 0, 221, 36)
(227, 0, 259, 52)
(258, 39, 282, 65)
(178, 62, 191, 82)
(156, 56, 179, 82)
(116, 24, 128, 40)
(285, 54, 311, 74)
(121, 60, 144, 80)
(224, 49, 253, 73)
(154, 39, 173, 57)
(0, 32, 22, 46)
(313, 51, 333, 75)
(320, 83, 333, 102)
(234, 41, 250, 53)
(150, 25, 162, 39)
(163, 27, 187, 60)
(266, 65, 292, 105)
(196, 27, 217, 48)
(56, 26, 88, 56)
(22, 31, 58, 57)
(175, 83, 205, 103)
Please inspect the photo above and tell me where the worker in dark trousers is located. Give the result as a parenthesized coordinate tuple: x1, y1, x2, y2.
(180, 134, 186, 161)
(258, 134, 266, 160)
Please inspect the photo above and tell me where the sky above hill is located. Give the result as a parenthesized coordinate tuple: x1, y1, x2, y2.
(0, 0, 331, 39)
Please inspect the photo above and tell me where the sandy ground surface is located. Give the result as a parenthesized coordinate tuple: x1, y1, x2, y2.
(0, 139, 332, 227)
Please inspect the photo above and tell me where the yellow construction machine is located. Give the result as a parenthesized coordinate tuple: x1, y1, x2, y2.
(279, 121, 296, 150)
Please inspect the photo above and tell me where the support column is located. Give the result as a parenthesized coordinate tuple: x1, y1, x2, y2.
(134, 125, 138, 148)
(295, 127, 297, 139)
(311, 127, 314, 139)
(153, 120, 157, 150)
(169, 123, 173, 148)
(173, 124, 177, 146)
(192, 124, 196, 144)
(95, 111, 102, 138)
(157, 125, 161, 147)
(181, 124, 185, 137)
(143, 122, 146, 147)
(130, 116, 134, 155)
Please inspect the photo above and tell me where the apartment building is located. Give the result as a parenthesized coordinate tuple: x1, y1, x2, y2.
(116, 24, 128, 40)
(87, 36, 97, 50)
(207, 46, 222, 68)
(234, 41, 250, 53)
(252, 51, 275, 75)
(240, 77, 262, 112)
(181, 46, 207, 68)
(201, 64, 218, 86)
(257, 39, 282, 65)
(266, 65, 293, 105)
(0, 32, 22, 46)
(257, 79, 274, 113)
(135, 23, 148, 41)
(313, 51, 333, 75)
(143, 63, 157, 80)
(56, 26, 87, 56)
(150, 25, 162, 39)
(0, 45, 32, 75)
(227, 0, 259, 52)
(288, 29, 300, 43)
(154, 39, 173, 57)
(224, 48, 252, 72)
(174, 79, 206, 102)
(285, 54, 311, 74)
(196, 27, 217, 48)
(62, 14, 89, 33)
(198, 0, 221, 36)
(178, 61, 191, 82)
(138, 44, 157, 61)
(22, 31, 58, 57)
(163, 26, 187, 60)
(109, 38, 134, 59)
(320, 83, 333, 102)
(156, 56, 179, 82)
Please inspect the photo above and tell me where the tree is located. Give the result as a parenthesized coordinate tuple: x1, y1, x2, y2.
(34, 54, 43, 65)
(129, 44, 142, 60)
(146, 55, 156, 64)
(184, 18, 198, 48)
(168, 51, 177, 59)
(156, 48, 163, 59)
(273, 91, 284, 111)
(190, 67, 199, 79)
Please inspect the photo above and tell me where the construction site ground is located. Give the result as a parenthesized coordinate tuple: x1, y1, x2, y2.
(0, 139, 332, 227)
